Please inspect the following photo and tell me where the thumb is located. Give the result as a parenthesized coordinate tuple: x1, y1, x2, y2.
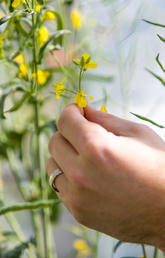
(84, 105, 135, 136)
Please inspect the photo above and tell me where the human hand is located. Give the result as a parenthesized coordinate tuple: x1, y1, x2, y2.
(46, 104, 165, 250)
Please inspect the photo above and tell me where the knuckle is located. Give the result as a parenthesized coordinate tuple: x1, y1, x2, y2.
(130, 123, 149, 135)
(84, 138, 103, 162)
(48, 132, 60, 154)
(57, 109, 68, 133)
(48, 135, 54, 154)
(83, 136, 98, 157)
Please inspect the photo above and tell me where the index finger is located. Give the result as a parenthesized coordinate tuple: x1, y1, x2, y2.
(57, 104, 107, 153)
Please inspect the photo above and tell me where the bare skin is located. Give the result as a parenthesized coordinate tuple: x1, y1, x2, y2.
(46, 104, 165, 251)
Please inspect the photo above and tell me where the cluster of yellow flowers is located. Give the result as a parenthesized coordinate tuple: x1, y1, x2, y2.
(52, 53, 108, 111)
(8, 3, 107, 110)
(15, 54, 28, 79)
(52, 54, 97, 108)
(73, 53, 98, 71)
(15, 54, 50, 85)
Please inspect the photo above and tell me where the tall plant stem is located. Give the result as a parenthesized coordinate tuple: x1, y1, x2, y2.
(31, 1, 54, 257)
(79, 68, 83, 91)
(31, 2, 44, 257)
(93, 231, 100, 258)
(40, 140, 57, 258)
(142, 244, 147, 258)
(153, 248, 158, 258)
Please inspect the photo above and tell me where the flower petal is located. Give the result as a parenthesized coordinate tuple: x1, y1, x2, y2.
(86, 62, 98, 69)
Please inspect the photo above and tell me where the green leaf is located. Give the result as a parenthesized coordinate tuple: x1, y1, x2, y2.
(52, 11, 64, 45)
(38, 29, 71, 64)
(113, 240, 123, 253)
(156, 54, 165, 72)
(146, 68, 165, 86)
(143, 19, 165, 28)
(0, 10, 33, 26)
(157, 34, 165, 43)
(5, 91, 30, 113)
(130, 113, 165, 128)
(0, 87, 24, 119)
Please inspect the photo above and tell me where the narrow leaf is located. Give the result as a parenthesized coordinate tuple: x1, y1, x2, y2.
(0, 199, 61, 215)
(143, 19, 165, 28)
(146, 68, 165, 86)
(156, 54, 165, 72)
(130, 113, 165, 128)
(157, 34, 165, 43)
(0, 87, 25, 119)
(0, 10, 34, 26)
(52, 11, 64, 45)
(5, 92, 29, 113)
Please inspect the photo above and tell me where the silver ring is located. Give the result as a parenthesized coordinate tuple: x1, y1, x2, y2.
(49, 168, 63, 192)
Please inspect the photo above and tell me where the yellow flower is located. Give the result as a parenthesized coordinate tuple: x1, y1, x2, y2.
(73, 239, 91, 257)
(100, 105, 107, 112)
(35, 4, 42, 13)
(14, 53, 25, 64)
(73, 54, 98, 71)
(38, 26, 50, 47)
(42, 11, 55, 21)
(52, 78, 66, 99)
(71, 9, 83, 30)
(33, 69, 50, 85)
(74, 89, 93, 108)
(12, 0, 25, 8)
(18, 63, 28, 79)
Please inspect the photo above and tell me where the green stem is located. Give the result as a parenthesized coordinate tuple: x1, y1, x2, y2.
(94, 231, 100, 258)
(4, 206, 35, 257)
(153, 248, 158, 258)
(0, 200, 60, 215)
(31, 2, 44, 257)
(32, 0, 38, 93)
(6, 149, 27, 201)
(40, 139, 57, 258)
(79, 68, 83, 91)
(142, 244, 147, 258)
